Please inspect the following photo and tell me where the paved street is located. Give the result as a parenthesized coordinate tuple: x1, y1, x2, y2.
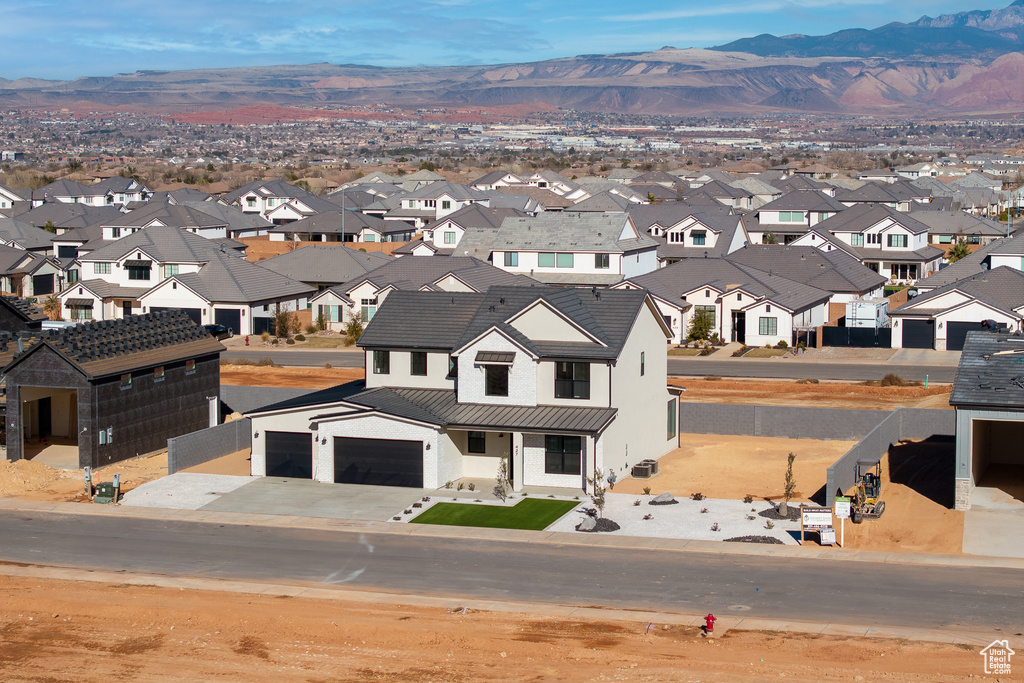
(223, 348, 958, 382)
(3, 511, 1021, 632)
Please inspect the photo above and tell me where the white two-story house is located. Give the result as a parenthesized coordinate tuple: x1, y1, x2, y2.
(749, 190, 848, 244)
(245, 286, 681, 491)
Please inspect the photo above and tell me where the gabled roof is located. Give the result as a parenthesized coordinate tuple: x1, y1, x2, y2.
(0, 246, 51, 276)
(220, 179, 316, 204)
(814, 203, 931, 235)
(471, 170, 523, 186)
(19, 203, 123, 232)
(331, 255, 536, 299)
(758, 190, 847, 213)
(80, 225, 245, 264)
(31, 178, 94, 201)
(892, 266, 1024, 318)
(772, 176, 830, 193)
(103, 201, 229, 230)
(495, 185, 573, 209)
(491, 213, 659, 253)
(950, 332, 1024, 409)
(0, 216, 56, 250)
(568, 191, 636, 213)
(423, 204, 527, 232)
(402, 181, 483, 201)
(726, 245, 886, 294)
(0, 309, 223, 379)
(174, 200, 273, 232)
(271, 209, 393, 236)
(907, 212, 1006, 237)
(258, 245, 391, 285)
(155, 251, 315, 305)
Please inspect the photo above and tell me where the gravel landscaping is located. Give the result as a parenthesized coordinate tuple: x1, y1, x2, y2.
(545, 493, 801, 544)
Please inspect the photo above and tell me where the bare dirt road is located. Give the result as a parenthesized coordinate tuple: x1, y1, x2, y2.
(0, 575, 982, 682)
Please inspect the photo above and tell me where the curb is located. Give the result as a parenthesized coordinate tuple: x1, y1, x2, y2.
(3, 497, 1023, 570)
(0, 562, 1012, 649)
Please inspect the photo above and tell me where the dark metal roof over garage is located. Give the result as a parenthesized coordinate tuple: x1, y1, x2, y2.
(950, 331, 1024, 409)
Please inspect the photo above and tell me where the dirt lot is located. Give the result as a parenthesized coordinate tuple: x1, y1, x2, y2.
(670, 377, 952, 410)
(0, 450, 168, 503)
(0, 575, 981, 682)
(613, 434, 964, 556)
(220, 364, 363, 389)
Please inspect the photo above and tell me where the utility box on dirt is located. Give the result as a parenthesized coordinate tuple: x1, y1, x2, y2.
(93, 482, 117, 504)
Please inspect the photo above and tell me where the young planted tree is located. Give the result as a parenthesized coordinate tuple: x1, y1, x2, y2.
(586, 468, 608, 519)
(780, 452, 797, 516)
(687, 308, 715, 342)
(273, 304, 292, 339)
(43, 294, 62, 321)
(947, 236, 971, 263)
(344, 311, 364, 343)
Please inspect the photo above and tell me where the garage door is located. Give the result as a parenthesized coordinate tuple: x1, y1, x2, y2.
(901, 319, 934, 349)
(946, 321, 983, 351)
(334, 437, 423, 487)
(33, 274, 54, 296)
(265, 431, 313, 479)
(214, 309, 241, 335)
(151, 306, 202, 326)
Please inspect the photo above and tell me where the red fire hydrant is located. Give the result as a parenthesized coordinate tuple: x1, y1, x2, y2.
(704, 613, 716, 634)
(245, 335, 250, 346)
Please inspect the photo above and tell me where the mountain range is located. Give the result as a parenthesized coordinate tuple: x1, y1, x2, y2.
(3, 2, 1024, 117)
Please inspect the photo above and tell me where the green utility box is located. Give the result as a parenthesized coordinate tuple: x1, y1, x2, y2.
(93, 482, 118, 504)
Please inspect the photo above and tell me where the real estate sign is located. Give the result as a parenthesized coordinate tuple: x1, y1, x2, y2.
(801, 507, 833, 529)
(834, 496, 851, 520)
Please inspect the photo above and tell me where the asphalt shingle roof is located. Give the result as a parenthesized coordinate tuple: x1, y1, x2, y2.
(950, 331, 1024, 409)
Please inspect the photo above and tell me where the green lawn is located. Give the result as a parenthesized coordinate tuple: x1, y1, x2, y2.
(667, 347, 703, 356)
(412, 498, 579, 530)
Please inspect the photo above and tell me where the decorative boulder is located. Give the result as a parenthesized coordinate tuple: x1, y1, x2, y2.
(577, 516, 598, 532)
(649, 492, 678, 506)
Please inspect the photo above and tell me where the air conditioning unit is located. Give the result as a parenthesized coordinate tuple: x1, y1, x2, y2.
(641, 459, 659, 475)
(631, 463, 652, 478)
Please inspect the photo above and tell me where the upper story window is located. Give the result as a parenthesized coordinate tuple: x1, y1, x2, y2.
(443, 231, 457, 244)
(484, 364, 509, 397)
(818, 212, 829, 222)
(539, 252, 556, 267)
(441, 200, 451, 210)
(246, 198, 256, 208)
(154, 366, 165, 382)
(691, 231, 706, 246)
(120, 373, 132, 389)
(448, 355, 458, 378)
(373, 350, 390, 375)
(163, 264, 179, 278)
(111, 227, 121, 238)
(867, 233, 881, 245)
(887, 234, 907, 248)
(779, 211, 805, 223)
(94, 262, 111, 275)
(851, 234, 864, 247)
(595, 254, 609, 269)
(185, 359, 196, 374)
(410, 351, 427, 376)
(556, 253, 574, 268)
(555, 362, 590, 400)
(640, 351, 645, 377)
(57, 245, 78, 258)
(127, 264, 151, 281)
(504, 252, 518, 267)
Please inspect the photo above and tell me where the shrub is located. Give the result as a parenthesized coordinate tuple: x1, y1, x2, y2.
(324, 362, 333, 369)
(710, 523, 720, 532)
(467, 482, 475, 491)
(457, 482, 465, 491)
(255, 358, 275, 367)
(775, 340, 788, 349)
(285, 338, 295, 345)
(642, 486, 651, 495)
(633, 499, 641, 506)
(305, 324, 318, 334)
(295, 334, 305, 342)
(743, 495, 753, 504)
(691, 492, 704, 501)
(880, 373, 908, 387)
(643, 514, 653, 520)
(260, 331, 270, 342)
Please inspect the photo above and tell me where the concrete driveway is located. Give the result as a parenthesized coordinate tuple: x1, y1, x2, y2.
(963, 484, 1024, 558)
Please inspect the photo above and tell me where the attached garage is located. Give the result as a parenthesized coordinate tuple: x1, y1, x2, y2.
(32, 274, 54, 296)
(151, 306, 202, 326)
(946, 321, 983, 352)
(265, 431, 313, 479)
(901, 319, 934, 349)
(214, 309, 241, 335)
(334, 436, 423, 487)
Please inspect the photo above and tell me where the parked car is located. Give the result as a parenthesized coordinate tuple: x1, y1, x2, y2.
(203, 324, 232, 340)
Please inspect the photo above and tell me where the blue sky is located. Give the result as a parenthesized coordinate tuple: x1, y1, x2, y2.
(0, 1, 1007, 80)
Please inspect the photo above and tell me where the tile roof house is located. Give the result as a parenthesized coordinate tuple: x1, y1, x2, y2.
(246, 286, 680, 492)
(419, 205, 529, 253)
(627, 204, 748, 266)
(615, 257, 831, 346)
(2, 310, 223, 470)
(257, 245, 392, 289)
(309, 255, 537, 332)
(949, 330, 1024, 510)
(220, 179, 319, 221)
(790, 204, 944, 285)
(0, 182, 28, 212)
(0, 245, 67, 298)
(385, 182, 491, 228)
(889, 266, 1024, 350)
(31, 177, 150, 208)
(266, 209, 407, 243)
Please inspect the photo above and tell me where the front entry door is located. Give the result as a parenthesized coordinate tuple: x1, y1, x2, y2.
(731, 311, 746, 343)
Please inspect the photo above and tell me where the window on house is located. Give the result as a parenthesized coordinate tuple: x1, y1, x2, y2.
(484, 364, 509, 397)
(441, 200, 451, 210)
(185, 359, 196, 374)
(373, 350, 390, 374)
(818, 212, 829, 222)
(759, 317, 778, 336)
(640, 351, 645, 377)
(691, 230, 706, 246)
(68, 270, 78, 284)
(938, 235, 952, 244)
(544, 435, 582, 475)
(70, 305, 91, 321)
(504, 252, 518, 267)
(246, 198, 256, 208)
(58, 245, 78, 258)
(851, 234, 864, 247)
(968, 236, 981, 245)
(695, 304, 716, 329)
(443, 231, 456, 244)
(410, 351, 427, 376)
(780, 211, 805, 222)
(887, 234, 907, 248)
(556, 253, 574, 268)
(127, 265, 151, 281)
(538, 252, 556, 267)
(448, 355, 458, 378)
(111, 227, 121, 238)
(94, 263, 111, 274)
(555, 362, 590, 399)
(766, 305, 771, 312)
(99, 429, 107, 445)
(154, 366, 165, 382)
(120, 373, 132, 389)
(667, 399, 677, 440)
(360, 298, 377, 322)
(867, 233, 881, 245)
(365, 233, 376, 242)
(163, 264, 179, 278)
(595, 253, 610, 269)
(468, 431, 486, 454)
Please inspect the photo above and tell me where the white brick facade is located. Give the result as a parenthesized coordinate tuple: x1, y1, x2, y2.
(457, 332, 537, 407)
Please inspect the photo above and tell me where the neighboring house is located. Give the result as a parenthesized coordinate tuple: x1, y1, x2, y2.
(889, 266, 1024, 350)
(173, 199, 274, 239)
(246, 286, 680, 492)
(489, 213, 660, 286)
(100, 201, 232, 240)
(220, 180, 320, 220)
(1, 310, 223, 469)
(522, 170, 587, 199)
(0, 182, 29, 211)
(470, 171, 524, 191)
(751, 190, 848, 242)
(0, 216, 58, 253)
(615, 257, 830, 346)
(309, 255, 536, 332)
(682, 180, 754, 210)
(729, 177, 782, 209)
(58, 225, 249, 323)
(263, 193, 347, 225)
(19, 204, 123, 237)
(913, 212, 1007, 248)
(858, 169, 900, 184)
(949, 330, 1024, 510)
(791, 204, 944, 284)
(0, 245, 67, 298)
(495, 185, 573, 211)
(385, 182, 491, 229)
(31, 177, 150, 207)
(895, 162, 939, 179)
(421, 205, 528, 251)
(628, 204, 748, 266)
(257, 245, 392, 291)
(267, 210, 404, 243)
(792, 164, 838, 180)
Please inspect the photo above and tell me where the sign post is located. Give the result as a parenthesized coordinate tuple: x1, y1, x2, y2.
(834, 496, 851, 548)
